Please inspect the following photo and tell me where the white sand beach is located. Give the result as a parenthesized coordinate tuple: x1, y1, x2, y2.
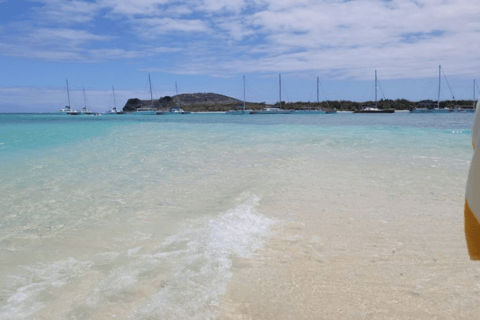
(219, 158, 478, 319)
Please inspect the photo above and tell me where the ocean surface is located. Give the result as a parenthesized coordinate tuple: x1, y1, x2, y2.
(0, 112, 475, 319)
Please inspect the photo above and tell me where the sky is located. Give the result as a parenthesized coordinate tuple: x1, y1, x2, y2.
(1, 0, 480, 112)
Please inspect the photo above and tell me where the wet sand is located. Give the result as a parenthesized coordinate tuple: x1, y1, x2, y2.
(219, 160, 479, 319)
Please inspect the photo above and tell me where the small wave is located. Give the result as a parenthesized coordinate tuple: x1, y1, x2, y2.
(133, 196, 273, 319)
(0, 197, 273, 320)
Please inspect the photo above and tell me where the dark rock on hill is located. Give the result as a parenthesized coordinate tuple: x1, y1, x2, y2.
(122, 93, 242, 112)
(123, 98, 143, 112)
(173, 93, 241, 106)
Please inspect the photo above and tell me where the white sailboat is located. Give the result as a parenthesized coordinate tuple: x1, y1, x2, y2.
(355, 70, 394, 113)
(106, 86, 124, 114)
(80, 87, 93, 115)
(156, 81, 191, 115)
(226, 75, 252, 114)
(134, 74, 157, 114)
(411, 66, 451, 113)
(58, 79, 79, 115)
(251, 74, 292, 114)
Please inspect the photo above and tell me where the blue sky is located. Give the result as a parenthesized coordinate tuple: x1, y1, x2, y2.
(1, 0, 480, 112)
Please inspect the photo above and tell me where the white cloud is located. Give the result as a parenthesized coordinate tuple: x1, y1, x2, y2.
(134, 17, 211, 38)
(0, 42, 86, 61)
(197, 0, 247, 13)
(33, 0, 100, 23)
(0, 27, 113, 61)
(216, 18, 256, 41)
(99, 0, 170, 16)
(162, 4, 194, 16)
(87, 46, 181, 60)
(2, 0, 480, 81)
(32, 28, 111, 45)
(150, 46, 183, 53)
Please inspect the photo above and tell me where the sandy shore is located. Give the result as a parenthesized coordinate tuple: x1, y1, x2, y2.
(218, 159, 479, 319)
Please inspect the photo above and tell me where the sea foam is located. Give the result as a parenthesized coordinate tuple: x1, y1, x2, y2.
(0, 197, 273, 319)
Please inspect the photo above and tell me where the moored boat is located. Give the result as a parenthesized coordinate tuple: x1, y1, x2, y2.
(293, 77, 333, 114)
(157, 106, 191, 115)
(356, 107, 394, 114)
(354, 70, 394, 114)
(106, 86, 124, 114)
(251, 107, 292, 114)
(410, 66, 456, 114)
(251, 74, 292, 114)
(80, 87, 94, 115)
(131, 74, 157, 115)
(292, 109, 326, 114)
(58, 79, 79, 115)
(227, 76, 252, 114)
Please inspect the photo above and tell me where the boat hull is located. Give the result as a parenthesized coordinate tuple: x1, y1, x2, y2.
(251, 109, 292, 114)
(292, 110, 326, 114)
(131, 111, 157, 115)
(354, 110, 395, 113)
(410, 108, 452, 113)
(226, 110, 251, 115)
(156, 112, 191, 115)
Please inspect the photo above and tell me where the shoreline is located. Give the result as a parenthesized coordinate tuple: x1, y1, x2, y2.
(218, 158, 477, 319)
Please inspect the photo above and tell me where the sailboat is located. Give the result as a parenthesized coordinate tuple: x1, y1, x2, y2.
(58, 79, 79, 115)
(156, 81, 191, 115)
(106, 86, 124, 114)
(134, 74, 157, 114)
(410, 66, 452, 113)
(355, 70, 394, 113)
(293, 77, 329, 114)
(226, 76, 252, 114)
(251, 74, 292, 114)
(80, 87, 93, 115)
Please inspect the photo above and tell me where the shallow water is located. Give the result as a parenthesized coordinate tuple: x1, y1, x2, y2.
(0, 113, 475, 319)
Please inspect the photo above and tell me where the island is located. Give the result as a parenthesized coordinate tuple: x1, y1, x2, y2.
(122, 93, 476, 113)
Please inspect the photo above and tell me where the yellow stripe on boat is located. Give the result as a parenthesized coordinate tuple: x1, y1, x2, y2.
(466, 100, 480, 259)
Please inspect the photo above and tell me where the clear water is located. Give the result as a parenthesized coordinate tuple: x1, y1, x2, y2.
(0, 113, 474, 319)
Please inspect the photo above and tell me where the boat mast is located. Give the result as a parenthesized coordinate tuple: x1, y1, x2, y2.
(279, 74, 282, 107)
(375, 70, 378, 109)
(83, 87, 87, 111)
(149, 74, 153, 108)
(175, 82, 178, 96)
(243, 75, 246, 111)
(317, 77, 319, 103)
(66, 79, 71, 111)
(437, 65, 441, 109)
(112, 86, 117, 111)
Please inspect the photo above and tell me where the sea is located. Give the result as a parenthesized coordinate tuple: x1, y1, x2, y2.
(0, 112, 476, 319)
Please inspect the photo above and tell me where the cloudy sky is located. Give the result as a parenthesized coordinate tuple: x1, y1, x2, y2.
(1, 0, 479, 112)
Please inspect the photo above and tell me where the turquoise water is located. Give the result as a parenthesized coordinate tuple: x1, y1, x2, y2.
(0, 113, 474, 319)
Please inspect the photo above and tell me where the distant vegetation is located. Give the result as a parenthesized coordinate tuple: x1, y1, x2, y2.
(122, 93, 476, 112)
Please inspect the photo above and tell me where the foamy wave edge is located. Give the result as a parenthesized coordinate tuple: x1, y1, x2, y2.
(0, 196, 274, 320)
